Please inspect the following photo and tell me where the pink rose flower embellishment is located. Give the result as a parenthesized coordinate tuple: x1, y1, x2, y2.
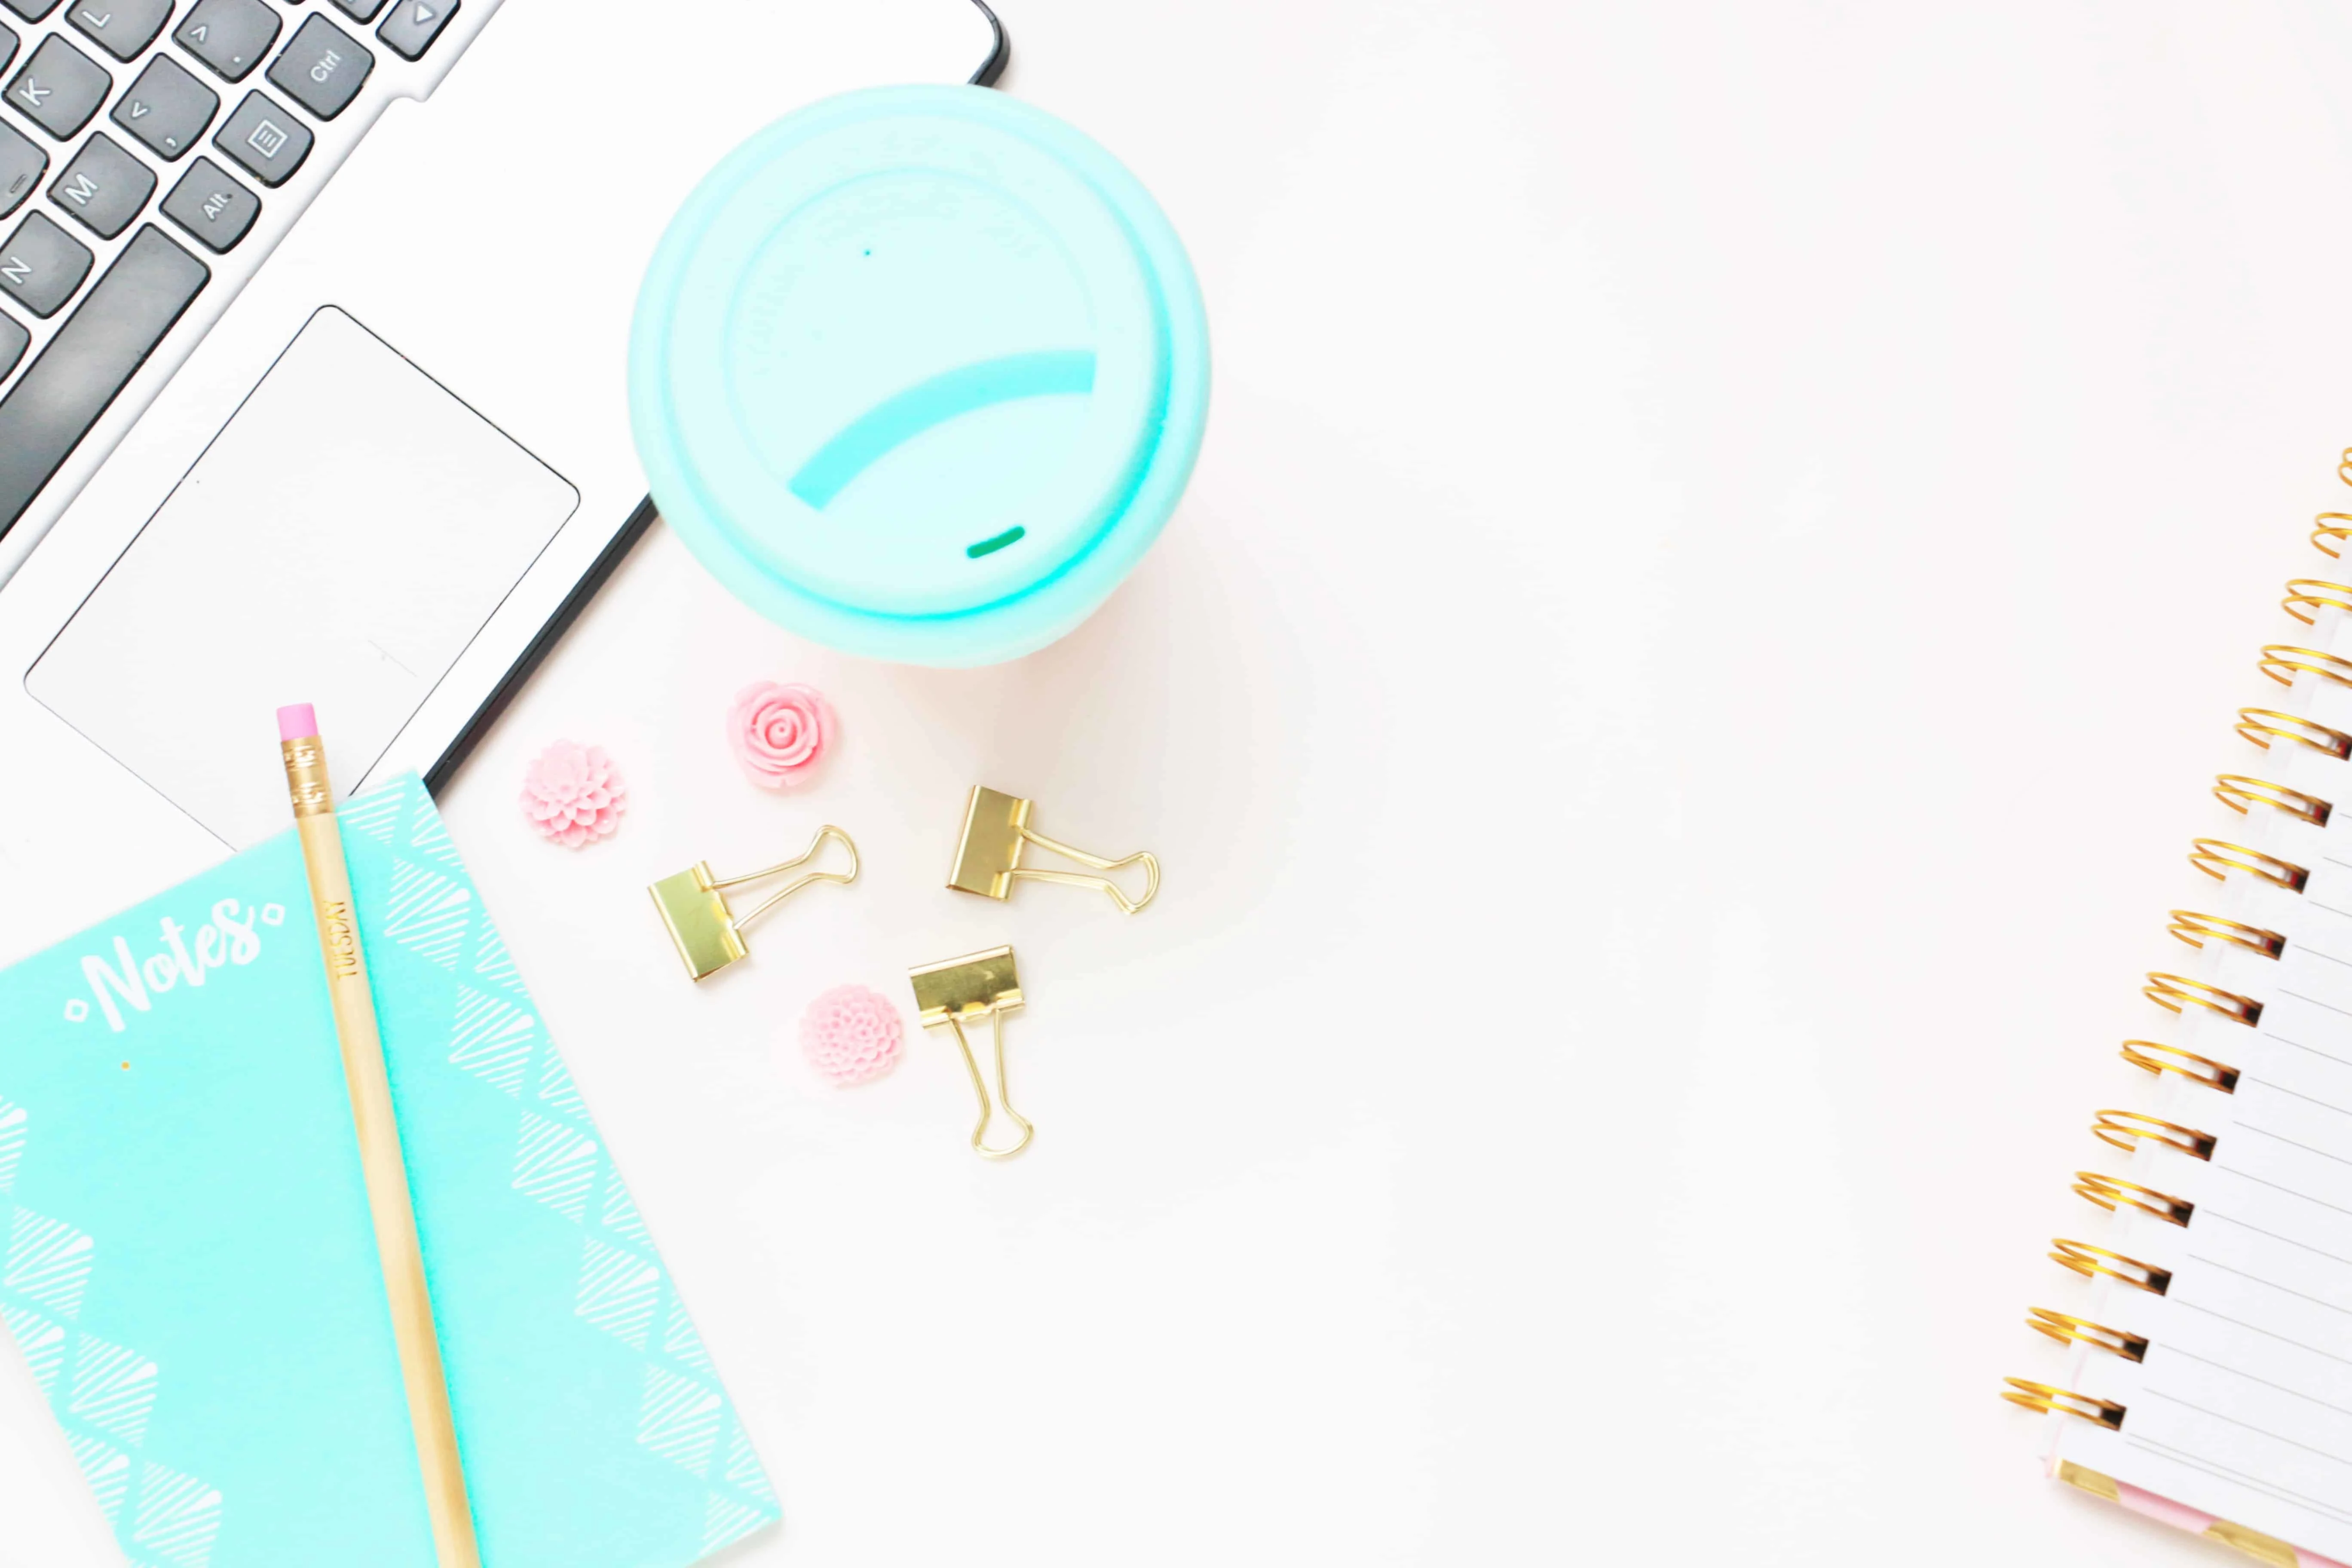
(799, 985, 904, 1085)
(729, 681, 835, 790)
(520, 741, 628, 848)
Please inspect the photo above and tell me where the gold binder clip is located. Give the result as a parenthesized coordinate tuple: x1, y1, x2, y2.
(649, 826, 860, 981)
(947, 786, 1160, 914)
(909, 945, 1034, 1160)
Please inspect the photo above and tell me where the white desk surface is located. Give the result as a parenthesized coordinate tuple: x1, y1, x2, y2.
(13, 0, 2352, 1562)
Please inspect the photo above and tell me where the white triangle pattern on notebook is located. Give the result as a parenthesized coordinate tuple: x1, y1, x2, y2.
(68, 1332, 159, 1446)
(663, 1297, 713, 1375)
(724, 1418, 776, 1505)
(600, 1168, 648, 1245)
(513, 1111, 598, 1221)
(70, 1432, 131, 1522)
(383, 860, 470, 971)
(6, 1206, 93, 1320)
(129, 1459, 223, 1568)
(4, 1302, 64, 1395)
(575, 1235, 661, 1350)
(470, 918, 521, 995)
(338, 788, 400, 845)
(536, 1049, 585, 1119)
(704, 1491, 770, 1555)
(406, 806, 463, 870)
(449, 986, 536, 1096)
(638, 1363, 723, 1477)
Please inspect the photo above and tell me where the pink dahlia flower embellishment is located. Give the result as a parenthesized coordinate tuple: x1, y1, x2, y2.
(728, 681, 836, 790)
(520, 741, 628, 848)
(799, 984, 905, 1086)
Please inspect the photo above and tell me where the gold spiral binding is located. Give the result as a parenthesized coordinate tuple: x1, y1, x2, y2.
(2237, 707, 2352, 758)
(2094, 1109, 2217, 1160)
(2214, 775, 2333, 827)
(2001, 1378, 2128, 1430)
(2027, 1308, 2150, 1363)
(2283, 580, 2352, 624)
(2188, 839, 2309, 892)
(2075, 1170, 2196, 1226)
(2145, 972, 2264, 1026)
(2259, 644, 2352, 690)
(2120, 1040, 2242, 1093)
(2167, 910, 2287, 959)
(2052, 1239, 2172, 1295)
(2316, 515, 2352, 559)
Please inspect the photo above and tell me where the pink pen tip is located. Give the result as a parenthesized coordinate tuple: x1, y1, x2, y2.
(277, 704, 319, 742)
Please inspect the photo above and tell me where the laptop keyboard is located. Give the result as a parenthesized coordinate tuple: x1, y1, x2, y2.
(0, 0, 461, 537)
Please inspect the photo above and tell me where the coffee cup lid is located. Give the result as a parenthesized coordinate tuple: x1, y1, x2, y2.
(630, 85, 1210, 666)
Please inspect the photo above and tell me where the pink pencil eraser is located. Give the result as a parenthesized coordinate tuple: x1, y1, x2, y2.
(276, 704, 318, 741)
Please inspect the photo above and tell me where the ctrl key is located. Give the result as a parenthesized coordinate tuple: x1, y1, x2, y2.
(161, 156, 258, 253)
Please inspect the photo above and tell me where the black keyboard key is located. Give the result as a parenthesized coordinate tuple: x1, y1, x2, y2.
(68, 0, 176, 64)
(0, 309, 24, 379)
(0, 225, 207, 536)
(268, 15, 368, 119)
(0, 116, 40, 215)
(175, 0, 278, 83)
(9, 35, 110, 141)
(113, 54, 217, 161)
(377, 0, 453, 61)
(159, 154, 254, 251)
(215, 90, 309, 187)
(0, 0, 58, 20)
(331, 0, 386, 19)
(50, 132, 152, 238)
(0, 209, 90, 315)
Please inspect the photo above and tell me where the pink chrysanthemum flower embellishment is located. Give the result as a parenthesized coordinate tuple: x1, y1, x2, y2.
(520, 741, 628, 848)
(728, 681, 835, 790)
(799, 984, 904, 1085)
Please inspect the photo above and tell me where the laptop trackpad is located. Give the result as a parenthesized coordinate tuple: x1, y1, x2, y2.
(27, 306, 580, 849)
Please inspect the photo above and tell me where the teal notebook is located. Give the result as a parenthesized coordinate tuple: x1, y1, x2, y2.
(0, 775, 779, 1565)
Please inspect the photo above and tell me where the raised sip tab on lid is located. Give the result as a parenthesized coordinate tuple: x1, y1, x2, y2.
(629, 84, 1211, 667)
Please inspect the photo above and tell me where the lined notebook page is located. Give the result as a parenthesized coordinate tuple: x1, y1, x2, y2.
(2051, 616, 2352, 1559)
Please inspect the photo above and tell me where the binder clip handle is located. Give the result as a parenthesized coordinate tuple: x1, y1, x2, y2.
(715, 824, 861, 929)
(944, 1009, 1035, 1160)
(910, 946, 1035, 1160)
(1011, 829, 1160, 915)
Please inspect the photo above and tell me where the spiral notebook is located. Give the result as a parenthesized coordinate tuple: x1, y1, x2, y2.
(2006, 474, 2352, 1567)
(0, 773, 779, 1566)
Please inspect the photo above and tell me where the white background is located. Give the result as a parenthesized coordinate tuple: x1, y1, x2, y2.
(16, 0, 2352, 1562)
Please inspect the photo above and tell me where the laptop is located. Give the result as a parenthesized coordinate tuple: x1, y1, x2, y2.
(0, 0, 991, 969)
